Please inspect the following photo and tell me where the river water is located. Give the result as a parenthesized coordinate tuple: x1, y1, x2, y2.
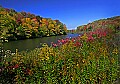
(3, 33, 81, 52)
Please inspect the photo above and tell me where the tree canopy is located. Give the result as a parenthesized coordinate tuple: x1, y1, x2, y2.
(0, 6, 67, 41)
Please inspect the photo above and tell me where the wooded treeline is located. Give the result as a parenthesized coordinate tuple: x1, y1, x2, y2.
(0, 6, 67, 41)
(76, 16, 120, 33)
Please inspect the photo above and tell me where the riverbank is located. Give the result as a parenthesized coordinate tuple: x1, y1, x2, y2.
(1, 33, 67, 42)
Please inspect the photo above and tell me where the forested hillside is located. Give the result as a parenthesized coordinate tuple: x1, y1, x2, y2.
(76, 16, 120, 33)
(0, 6, 67, 41)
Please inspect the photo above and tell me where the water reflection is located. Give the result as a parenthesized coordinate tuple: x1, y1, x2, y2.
(3, 33, 81, 52)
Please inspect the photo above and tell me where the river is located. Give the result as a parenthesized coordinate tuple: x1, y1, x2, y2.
(3, 33, 81, 52)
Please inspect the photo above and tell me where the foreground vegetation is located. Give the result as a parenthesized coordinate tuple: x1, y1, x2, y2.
(0, 16, 120, 83)
(0, 6, 67, 41)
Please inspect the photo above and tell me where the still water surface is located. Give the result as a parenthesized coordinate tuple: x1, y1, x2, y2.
(3, 33, 81, 52)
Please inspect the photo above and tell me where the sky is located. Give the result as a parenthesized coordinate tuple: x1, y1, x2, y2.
(0, 0, 120, 29)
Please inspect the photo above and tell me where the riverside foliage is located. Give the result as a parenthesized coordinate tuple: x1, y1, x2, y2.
(0, 6, 67, 41)
(0, 8, 120, 83)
